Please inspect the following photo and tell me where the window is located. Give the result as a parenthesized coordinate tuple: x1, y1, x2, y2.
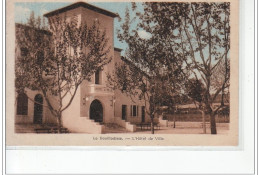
(95, 69, 101, 84)
(36, 51, 44, 65)
(122, 105, 127, 120)
(17, 93, 28, 115)
(133, 105, 136, 116)
(131, 105, 138, 117)
(122, 81, 127, 91)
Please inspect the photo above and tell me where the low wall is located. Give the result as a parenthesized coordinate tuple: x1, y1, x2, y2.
(114, 117, 136, 132)
(62, 116, 104, 133)
(158, 115, 168, 127)
(164, 113, 229, 123)
(167, 121, 229, 129)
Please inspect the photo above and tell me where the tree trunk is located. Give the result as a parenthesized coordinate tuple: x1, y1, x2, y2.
(201, 110, 206, 134)
(151, 117, 154, 134)
(210, 113, 217, 134)
(57, 113, 62, 133)
(173, 115, 176, 128)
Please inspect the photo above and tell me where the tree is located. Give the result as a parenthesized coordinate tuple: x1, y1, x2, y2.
(177, 2, 230, 134)
(16, 14, 111, 132)
(114, 2, 230, 134)
(27, 11, 36, 28)
(25, 11, 48, 30)
(108, 4, 186, 134)
(155, 75, 188, 128)
(108, 60, 164, 134)
(184, 78, 207, 133)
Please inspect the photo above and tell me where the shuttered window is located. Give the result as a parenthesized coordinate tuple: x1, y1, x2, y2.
(131, 105, 138, 117)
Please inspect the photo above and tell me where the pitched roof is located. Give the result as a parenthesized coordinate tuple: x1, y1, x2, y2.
(44, 2, 118, 18)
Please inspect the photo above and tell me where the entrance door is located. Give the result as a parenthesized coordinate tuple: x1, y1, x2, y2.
(122, 105, 126, 120)
(141, 106, 145, 123)
(90, 99, 103, 122)
(34, 94, 43, 124)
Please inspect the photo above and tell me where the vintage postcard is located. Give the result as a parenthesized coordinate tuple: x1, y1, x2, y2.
(6, 0, 239, 146)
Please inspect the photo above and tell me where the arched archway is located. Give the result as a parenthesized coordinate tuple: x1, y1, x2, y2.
(90, 99, 103, 123)
(17, 93, 28, 115)
(33, 94, 43, 124)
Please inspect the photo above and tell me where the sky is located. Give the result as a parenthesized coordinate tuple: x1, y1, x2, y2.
(14, 2, 224, 65)
(15, 2, 147, 54)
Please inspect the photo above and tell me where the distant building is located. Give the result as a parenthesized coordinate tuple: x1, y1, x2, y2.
(15, 2, 151, 133)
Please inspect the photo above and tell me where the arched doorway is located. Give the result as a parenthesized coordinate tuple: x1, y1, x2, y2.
(34, 94, 43, 124)
(17, 93, 28, 115)
(90, 99, 103, 123)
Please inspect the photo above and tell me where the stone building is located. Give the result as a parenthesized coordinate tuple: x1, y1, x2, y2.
(15, 2, 151, 133)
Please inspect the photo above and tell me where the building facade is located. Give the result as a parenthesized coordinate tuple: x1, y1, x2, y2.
(15, 2, 151, 133)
